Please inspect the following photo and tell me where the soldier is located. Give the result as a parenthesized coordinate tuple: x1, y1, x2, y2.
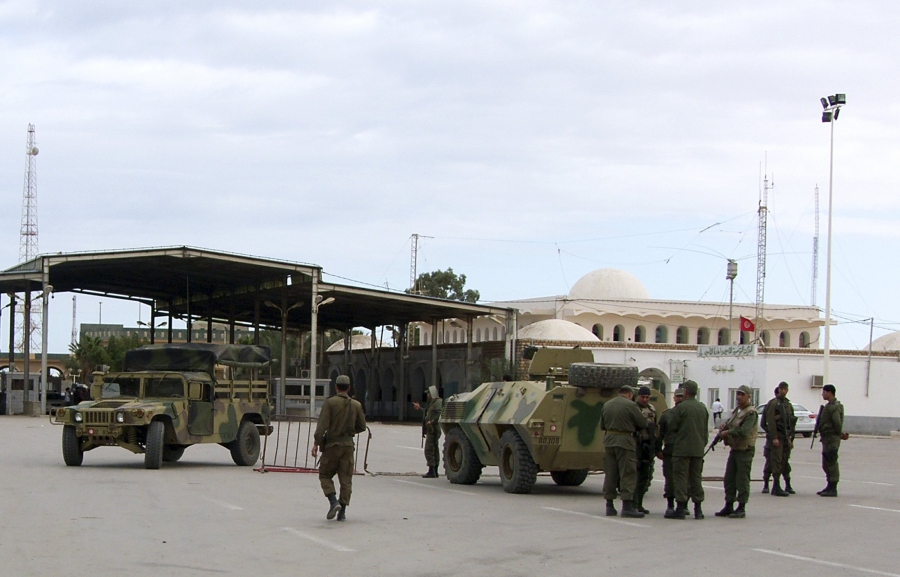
(763, 381, 795, 497)
(657, 387, 684, 517)
(760, 385, 778, 494)
(311, 375, 367, 521)
(714, 385, 758, 519)
(632, 385, 658, 514)
(817, 384, 848, 497)
(600, 385, 648, 518)
(413, 385, 443, 478)
(664, 380, 709, 520)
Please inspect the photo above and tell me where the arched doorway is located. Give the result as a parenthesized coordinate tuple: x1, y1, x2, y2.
(411, 366, 427, 403)
(354, 368, 367, 407)
(638, 367, 671, 398)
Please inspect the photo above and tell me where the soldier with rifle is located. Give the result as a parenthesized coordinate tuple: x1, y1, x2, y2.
(762, 381, 796, 496)
(657, 387, 684, 517)
(815, 384, 849, 497)
(413, 385, 443, 478)
(632, 385, 658, 514)
(713, 385, 759, 519)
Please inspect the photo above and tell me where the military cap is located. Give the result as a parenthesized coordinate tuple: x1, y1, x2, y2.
(637, 386, 652, 396)
(737, 384, 752, 395)
(673, 388, 685, 397)
(619, 385, 635, 395)
(335, 375, 351, 387)
(681, 380, 698, 395)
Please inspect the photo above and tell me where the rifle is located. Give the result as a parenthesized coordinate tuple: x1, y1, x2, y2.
(810, 404, 824, 449)
(704, 430, 724, 456)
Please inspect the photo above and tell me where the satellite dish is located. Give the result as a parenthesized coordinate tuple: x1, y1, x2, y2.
(30, 147, 39, 155)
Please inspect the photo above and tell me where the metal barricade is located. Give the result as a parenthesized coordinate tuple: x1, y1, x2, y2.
(256, 414, 372, 475)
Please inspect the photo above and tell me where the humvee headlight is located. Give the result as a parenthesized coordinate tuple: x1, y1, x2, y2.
(74, 412, 83, 423)
(115, 412, 125, 424)
(132, 409, 144, 418)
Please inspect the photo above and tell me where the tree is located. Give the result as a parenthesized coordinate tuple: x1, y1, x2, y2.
(408, 268, 480, 303)
(69, 336, 112, 380)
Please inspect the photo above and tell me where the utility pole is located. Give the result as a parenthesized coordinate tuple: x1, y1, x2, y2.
(756, 160, 772, 342)
(727, 260, 738, 344)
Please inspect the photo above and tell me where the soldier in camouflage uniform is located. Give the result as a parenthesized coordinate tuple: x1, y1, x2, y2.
(763, 381, 795, 497)
(632, 385, 658, 514)
(413, 385, 443, 478)
(312, 375, 367, 521)
(714, 385, 758, 519)
(665, 380, 709, 520)
(600, 385, 649, 518)
(657, 387, 684, 517)
(817, 384, 848, 497)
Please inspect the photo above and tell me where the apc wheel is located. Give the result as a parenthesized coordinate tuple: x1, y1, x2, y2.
(499, 429, 538, 494)
(62, 425, 83, 466)
(443, 427, 483, 485)
(163, 445, 186, 462)
(568, 363, 638, 389)
(230, 420, 260, 466)
(550, 469, 589, 486)
(144, 421, 165, 469)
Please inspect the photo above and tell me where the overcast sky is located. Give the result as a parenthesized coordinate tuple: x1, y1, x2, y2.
(1, 1, 898, 354)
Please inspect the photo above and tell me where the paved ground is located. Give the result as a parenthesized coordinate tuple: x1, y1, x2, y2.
(1, 416, 898, 577)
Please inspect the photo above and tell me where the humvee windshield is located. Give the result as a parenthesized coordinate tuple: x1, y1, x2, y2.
(101, 377, 141, 399)
(144, 376, 185, 398)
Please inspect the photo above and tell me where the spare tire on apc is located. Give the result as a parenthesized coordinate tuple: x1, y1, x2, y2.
(568, 362, 638, 389)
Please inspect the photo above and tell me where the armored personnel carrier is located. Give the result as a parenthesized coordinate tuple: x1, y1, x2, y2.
(439, 347, 666, 493)
(52, 344, 272, 469)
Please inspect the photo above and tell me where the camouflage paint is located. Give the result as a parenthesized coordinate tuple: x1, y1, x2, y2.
(566, 399, 605, 446)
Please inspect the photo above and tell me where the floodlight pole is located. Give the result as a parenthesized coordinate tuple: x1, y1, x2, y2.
(821, 94, 844, 387)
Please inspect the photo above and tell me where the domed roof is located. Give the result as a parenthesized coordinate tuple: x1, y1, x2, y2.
(326, 334, 382, 352)
(568, 268, 649, 300)
(517, 319, 600, 342)
(867, 331, 900, 352)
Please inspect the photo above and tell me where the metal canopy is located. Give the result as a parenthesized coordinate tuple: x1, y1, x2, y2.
(0, 246, 511, 331)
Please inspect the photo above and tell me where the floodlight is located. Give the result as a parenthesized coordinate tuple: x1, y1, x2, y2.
(822, 111, 833, 123)
(828, 95, 837, 106)
(833, 108, 840, 120)
(820, 97, 829, 109)
(834, 93, 846, 105)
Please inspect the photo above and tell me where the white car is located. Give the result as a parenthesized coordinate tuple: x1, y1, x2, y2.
(756, 403, 817, 438)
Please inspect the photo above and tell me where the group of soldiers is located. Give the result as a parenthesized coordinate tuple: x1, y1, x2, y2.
(600, 379, 848, 520)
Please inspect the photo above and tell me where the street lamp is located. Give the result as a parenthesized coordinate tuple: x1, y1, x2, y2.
(726, 260, 738, 345)
(265, 299, 304, 416)
(820, 93, 846, 387)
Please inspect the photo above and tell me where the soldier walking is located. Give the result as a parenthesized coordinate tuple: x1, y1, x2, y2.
(413, 385, 443, 478)
(657, 387, 684, 517)
(714, 385, 758, 519)
(312, 375, 367, 521)
(600, 385, 648, 518)
(664, 380, 709, 520)
(762, 381, 796, 497)
(632, 385, 658, 514)
(817, 384, 848, 497)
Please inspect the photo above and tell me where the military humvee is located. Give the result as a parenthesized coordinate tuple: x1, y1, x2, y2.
(440, 347, 667, 493)
(52, 344, 272, 469)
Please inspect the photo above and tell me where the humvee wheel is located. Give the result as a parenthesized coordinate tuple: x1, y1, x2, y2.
(230, 420, 260, 466)
(550, 469, 589, 486)
(568, 363, 638, 389)
(499, 429, 538, 494)
(62, 425, 83, 466)
(163, 445, 186, 462)
(443, 427, 483, 485)
(144, 421, 165, 469)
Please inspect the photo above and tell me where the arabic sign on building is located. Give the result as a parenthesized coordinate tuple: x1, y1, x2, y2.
(697, 344, 757, 358)
(669, 360, 685, 384)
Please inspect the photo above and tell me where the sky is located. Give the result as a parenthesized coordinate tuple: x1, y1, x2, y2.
(0, 0, 899, 354)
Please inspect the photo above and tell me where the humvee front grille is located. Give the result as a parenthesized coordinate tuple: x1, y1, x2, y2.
(442, 401, 466, 421)
(83, 410, 112, 425)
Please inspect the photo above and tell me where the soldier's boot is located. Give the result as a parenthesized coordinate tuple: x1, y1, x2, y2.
(761, 475, 770, 494)
(693, 501, 705, 520)
(819, 482, 838, 497)
(784, 475, 796, 494)
(336, 504, 347, 521)
(326, 493, 341, 520)
(714, 501, 734, 517)
(664, 497, 675, 517)
(634, 493, 649, 514)
(816, 482, 831, 495)
(727, 503, 746, 518)
(422, 466, 438, 478)
(667, 502, 687, 520)
(621, 500, 645, 519)
(770, 478, 789, 497)
(605, 499, 618, 517)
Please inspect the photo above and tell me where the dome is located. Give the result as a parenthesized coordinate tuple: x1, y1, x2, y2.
(326, 334, 382, 352)
(568, 268, 649, 300)
(517, 319, 600, 342)
(867, 331, 900, 352)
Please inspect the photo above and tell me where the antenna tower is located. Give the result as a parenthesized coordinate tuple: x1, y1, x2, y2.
(16, 124, 41, 353)
(755, 159, 772, 341)
(71, 295, 78, 346)
(409, 234, 420, 292)
(811, 185, 820, 307)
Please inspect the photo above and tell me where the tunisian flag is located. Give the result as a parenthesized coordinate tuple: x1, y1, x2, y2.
(740, 316, 755, 332)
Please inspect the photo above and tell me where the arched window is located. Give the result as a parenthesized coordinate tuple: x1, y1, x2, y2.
(613, 325, 624, 342)
(634, 326, 646, 343)
(697, 327, 710, 345)
(760, 330, 770, 346)
(592, 324, 604, 340)
(492, 327, 498, 341)
(461, 330, 467, 343)
(676, 326, 689, 344)
(740, 330, 750, 344)
(799, 331, 810, 348)
(718, 328, 730, 345)
(452, 330, 458, 344)
(424, 333, 429, 346)
(655, 325, 668, 344)
(444, 331, 450, 344)
(779, 331, 790, 347)
(475, 328, 481, 342)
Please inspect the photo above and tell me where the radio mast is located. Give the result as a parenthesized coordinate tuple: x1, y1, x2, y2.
(755, 159, 772, 342)
(16, 124, 41, 353)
